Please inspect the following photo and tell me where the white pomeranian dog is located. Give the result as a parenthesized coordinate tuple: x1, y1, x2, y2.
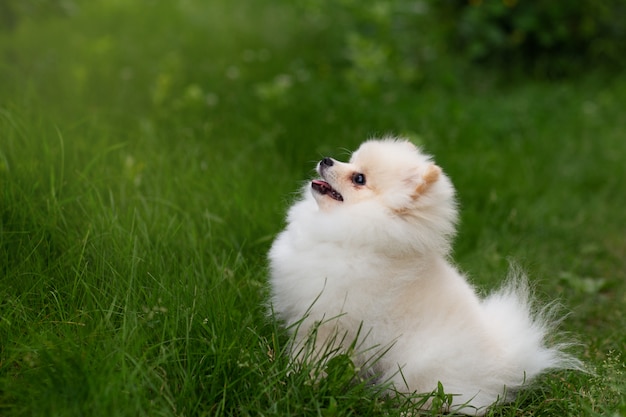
(268, 138, 581, 415)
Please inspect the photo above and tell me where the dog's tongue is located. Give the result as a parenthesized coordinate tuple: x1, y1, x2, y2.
(311, 180, 343, 201)
(312, 180, 330, 193)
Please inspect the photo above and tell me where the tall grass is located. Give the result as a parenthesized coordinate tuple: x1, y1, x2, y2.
(1, 1, 625, 416)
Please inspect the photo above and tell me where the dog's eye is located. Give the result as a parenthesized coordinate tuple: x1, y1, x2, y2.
(352, 173, 366, 186)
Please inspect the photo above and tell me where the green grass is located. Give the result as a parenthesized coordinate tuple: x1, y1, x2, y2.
(1, 1, 625, 416)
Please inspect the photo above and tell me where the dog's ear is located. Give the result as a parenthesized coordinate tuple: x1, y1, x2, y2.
(413, 164, 441, 198)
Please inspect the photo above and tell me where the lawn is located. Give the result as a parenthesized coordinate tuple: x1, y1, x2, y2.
(1, 1, 625, 416)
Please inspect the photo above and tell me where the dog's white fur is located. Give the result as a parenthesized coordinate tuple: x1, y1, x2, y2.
(268, 138, 581, 415)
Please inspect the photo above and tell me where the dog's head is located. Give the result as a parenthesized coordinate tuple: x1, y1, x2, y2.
(312, 138, 449, 213)
(304, 137, 458, 255)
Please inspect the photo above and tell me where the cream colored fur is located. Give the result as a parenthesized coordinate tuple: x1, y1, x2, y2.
(268, 137, 581, 415)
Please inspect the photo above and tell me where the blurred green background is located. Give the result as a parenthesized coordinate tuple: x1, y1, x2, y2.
(1, 1, 625, 416)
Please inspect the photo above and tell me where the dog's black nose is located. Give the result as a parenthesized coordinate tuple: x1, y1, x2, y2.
(321, 157, 334, 167)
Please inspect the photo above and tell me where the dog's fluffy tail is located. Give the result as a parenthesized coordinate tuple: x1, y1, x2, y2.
(480, 268, 584, 385)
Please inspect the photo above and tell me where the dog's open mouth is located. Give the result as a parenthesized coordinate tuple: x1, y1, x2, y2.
(311, 180, 344, 202)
